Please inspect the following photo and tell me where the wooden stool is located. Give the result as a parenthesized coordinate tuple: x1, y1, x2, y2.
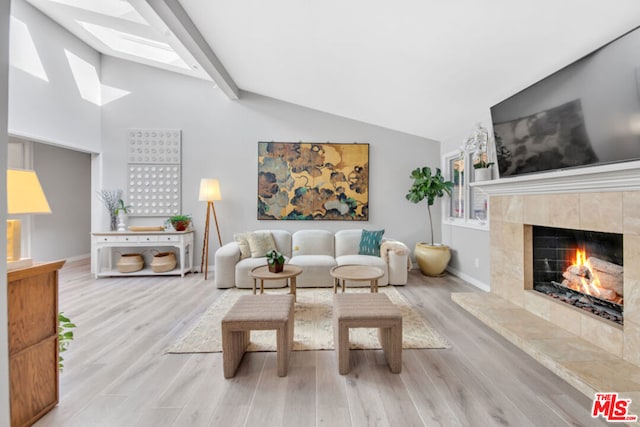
(333, 293, 402, 374)
(221, 294, 294, 378)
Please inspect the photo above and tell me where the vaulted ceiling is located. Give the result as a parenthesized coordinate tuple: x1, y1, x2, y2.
(24, 0, 640, 142)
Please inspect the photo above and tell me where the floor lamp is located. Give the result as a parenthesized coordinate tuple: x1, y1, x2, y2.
(199, 178, 222, 279)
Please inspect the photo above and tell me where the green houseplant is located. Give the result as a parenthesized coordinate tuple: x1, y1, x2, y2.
(266, 249, 285, 273)
(168, 214, 192, 231)
(406, 166, 454, 276)
(58, 312, 76, 372)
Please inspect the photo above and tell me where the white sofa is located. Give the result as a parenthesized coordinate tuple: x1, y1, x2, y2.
(214, 229, 409, 289)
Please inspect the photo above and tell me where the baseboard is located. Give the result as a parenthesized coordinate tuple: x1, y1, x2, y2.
(65, 254, 91, 264)
(446, 266, 490, 292)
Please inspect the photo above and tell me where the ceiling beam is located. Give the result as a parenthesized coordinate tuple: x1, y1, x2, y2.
(146, 0, 240, 99)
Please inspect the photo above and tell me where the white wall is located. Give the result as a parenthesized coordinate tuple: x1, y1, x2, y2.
(8, 0, 100, 153)
(100, 56, 441, 264)
(1, 2, 11, 424)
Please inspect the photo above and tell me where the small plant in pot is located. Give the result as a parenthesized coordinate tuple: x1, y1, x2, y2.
(406, 166, 454, 276)
(168, 214, 192, 231)
(266, 249, 285, 273)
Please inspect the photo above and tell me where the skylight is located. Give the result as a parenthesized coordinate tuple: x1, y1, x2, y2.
(78, 21, 190, 70)
(25, 0, 212, 80)
(47, 0, 148, 25)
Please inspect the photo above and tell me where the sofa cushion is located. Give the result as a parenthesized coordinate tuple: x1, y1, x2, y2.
(292, 230, 334, 256)
(270, 229, 293, 258)
(233, 233, 251, 259)
(247, 231, 277, 258)
(335, 229, 362, 257)
(358, 229, 385, 257)
(289, 255, 336, 287)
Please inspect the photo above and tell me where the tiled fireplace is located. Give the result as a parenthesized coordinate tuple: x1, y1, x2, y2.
(490, 189, 640, 366)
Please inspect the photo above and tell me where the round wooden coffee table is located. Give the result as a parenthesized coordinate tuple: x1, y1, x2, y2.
(330, 264, 384, 293)
(250, 264, 303, 302)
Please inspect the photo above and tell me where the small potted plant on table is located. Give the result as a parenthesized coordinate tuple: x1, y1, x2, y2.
(266, 249, 285, 273)
(168, 214, 192, 231)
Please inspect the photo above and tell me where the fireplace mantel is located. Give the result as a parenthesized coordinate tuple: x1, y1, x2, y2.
(471, 160, 640, 196)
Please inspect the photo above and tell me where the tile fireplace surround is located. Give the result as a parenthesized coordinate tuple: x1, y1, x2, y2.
(452, 162, 640, 418)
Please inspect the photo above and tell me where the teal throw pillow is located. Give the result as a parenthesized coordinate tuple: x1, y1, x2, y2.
(358, 229, 385, 257)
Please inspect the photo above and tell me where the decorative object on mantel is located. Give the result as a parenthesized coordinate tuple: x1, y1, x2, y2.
(97, 189, 122, 231)
(406, 166, 454, 276)
(257, 142, 369, 220)
(127, 128, 182, 217)
(463, 123, 494, 182)
(199, 178, 223, 280)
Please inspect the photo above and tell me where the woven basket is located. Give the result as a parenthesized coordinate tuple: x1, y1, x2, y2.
(116, 253, 144, 273)
(151, 252, 177, 273)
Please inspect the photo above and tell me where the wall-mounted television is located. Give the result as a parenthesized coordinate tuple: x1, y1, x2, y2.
(491, 26, 640, 178)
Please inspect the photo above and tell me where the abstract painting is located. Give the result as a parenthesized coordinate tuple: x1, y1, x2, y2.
(258, 142, 369, 220)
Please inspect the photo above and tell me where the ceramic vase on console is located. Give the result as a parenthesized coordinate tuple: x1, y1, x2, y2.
(117, 212, 127, 232)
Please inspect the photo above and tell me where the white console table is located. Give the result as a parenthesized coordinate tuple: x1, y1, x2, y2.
(92, 230, 194, 279)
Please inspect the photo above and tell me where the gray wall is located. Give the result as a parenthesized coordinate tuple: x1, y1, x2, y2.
(100, 56, 441, 263)
(441, 117, 494, 289)
(33, 143, 91, 261)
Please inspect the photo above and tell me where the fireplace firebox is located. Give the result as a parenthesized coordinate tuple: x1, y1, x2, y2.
(532, 226, 623, 325)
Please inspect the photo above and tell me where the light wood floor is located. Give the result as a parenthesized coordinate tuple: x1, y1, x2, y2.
(34, 260, 607, 427)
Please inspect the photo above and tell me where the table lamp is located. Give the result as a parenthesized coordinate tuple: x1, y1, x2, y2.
(198, 178, 222, 279)
(7, 169, 51, 270)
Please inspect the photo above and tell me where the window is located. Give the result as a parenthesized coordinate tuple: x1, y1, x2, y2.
(442, 150, 489, 230)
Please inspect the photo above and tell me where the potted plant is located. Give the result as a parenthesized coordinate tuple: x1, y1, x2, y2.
(58, 312, 76, 371)
(168, 214, 192, 231)
(115, 199, 131, 232)
(97, 189, 123, 231)
(266, 249, 285, 273)
(406, 166, 454, 276)
(464, 123, 494, 182)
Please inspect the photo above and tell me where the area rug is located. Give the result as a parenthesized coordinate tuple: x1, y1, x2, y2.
(166, 286, 449, 353)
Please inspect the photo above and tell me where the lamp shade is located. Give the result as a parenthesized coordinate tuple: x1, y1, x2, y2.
(198, 178, 221, 201)
(7, 169, 51, 214)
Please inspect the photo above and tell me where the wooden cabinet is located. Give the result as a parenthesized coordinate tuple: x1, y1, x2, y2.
(8, 260, 65, 427)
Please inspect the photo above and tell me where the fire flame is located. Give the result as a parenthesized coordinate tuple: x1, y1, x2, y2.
(572, 248, 602, 297)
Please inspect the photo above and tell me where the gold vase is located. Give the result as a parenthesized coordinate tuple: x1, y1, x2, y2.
(414, 243, 451, 276)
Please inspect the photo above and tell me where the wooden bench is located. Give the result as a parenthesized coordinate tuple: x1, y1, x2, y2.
(221, 294, 294, 378)
(333, 293, 402, 374)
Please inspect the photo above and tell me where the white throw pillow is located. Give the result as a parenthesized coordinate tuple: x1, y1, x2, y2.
(234, 233, 251, 259)
(247, 231, 277, 258)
